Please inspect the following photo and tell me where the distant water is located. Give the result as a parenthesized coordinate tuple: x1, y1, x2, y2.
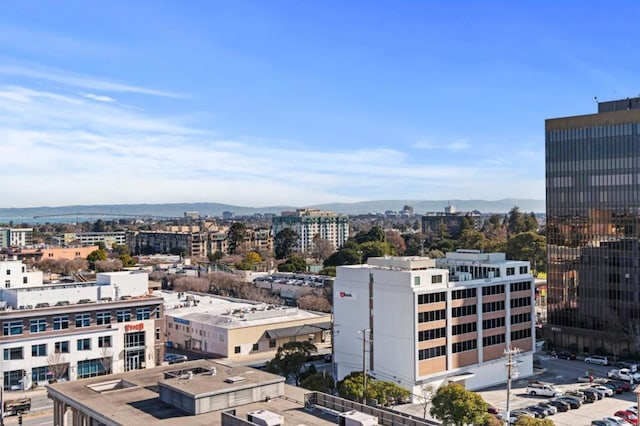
(0, 216, 111, 225)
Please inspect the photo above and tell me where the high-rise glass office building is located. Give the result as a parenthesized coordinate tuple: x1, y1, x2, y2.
(546, 98, 640, 354)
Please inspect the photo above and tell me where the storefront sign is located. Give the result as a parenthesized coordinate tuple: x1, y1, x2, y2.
(125, 323, 144, 332)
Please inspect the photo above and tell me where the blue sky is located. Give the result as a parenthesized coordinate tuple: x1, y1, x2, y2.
(1, 1, 638, 208)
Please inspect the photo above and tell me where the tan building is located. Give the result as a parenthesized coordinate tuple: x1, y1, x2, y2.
(159, 290, 331, 358)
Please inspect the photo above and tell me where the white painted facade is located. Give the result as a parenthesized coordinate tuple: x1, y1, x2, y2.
(0, 259, 43, 289)
(334, 252, 535, 398)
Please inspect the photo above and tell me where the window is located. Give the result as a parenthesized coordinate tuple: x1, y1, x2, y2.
(116, 310, 131, 323)
(77, 338, 91, 351)
(3, 320, 23, 336)
(156, 328, 160, 340)
(519, 266, 528, 274)
(5, 269, 10, 275)
(511, 312, 532, 324)
(77, 359, 107, 379)
(96, 312, 111, 325)
(510, 297, 532, 309)
(482, 285, 505, 296)
(451, 305, 477, 318)
(4, 280, 9, 288)
(414, 276, 420, 286)
(252, 343, 259, 351)
(418, 309, 446, 323)
(511, 328, 532, 341)
(55, 341, 69, 353)
(125, 331, 145, 348)
(418, 327, 446, 341)
(269, 339, 276, 348)
(452, 322, 477, 335)
(98, 336, 112, 348)
(75, 314, 91, 328)
(23, 277, 27, 284)
(431, 275, 443, 284)
(510, 281, 532, 292)
(32, 344, 47, 357)
(482, 334, 506, 347)
(234, 346, 241, 354)
(136, 308, 150, 320)
(3, 347, 23, 360)
(482, 301, 505, 313)
(452, 288, 477, 300)
(418, 345, 446, 360)
(452, 339, 477, 353)
(483, 317, 506, 330)
(506, 267, 515, 276)
(32, 366, 48, 383)
(53, 316, 69, 330)
(418, 292, 446, 304)
(28, 318, 46, 333)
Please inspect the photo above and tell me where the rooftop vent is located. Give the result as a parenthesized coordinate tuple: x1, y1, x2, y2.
(224, 376, 246, 384)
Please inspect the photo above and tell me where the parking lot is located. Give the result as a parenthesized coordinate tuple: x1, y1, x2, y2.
(479, 355, 639, 425)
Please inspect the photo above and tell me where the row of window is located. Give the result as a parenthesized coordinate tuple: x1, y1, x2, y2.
(511, 297, 532, 308)
(511, 328, 532, 341)
(418, 310, 446, 323)
(483, 317, 506, 330)
(451, 322, 477, 335)
(482, 301, 505, 313)
(452, 339, 477, 353)
(417, 292, 446, 305)
(418, 327, 446, 341)
(510, 281, 532, 292)
(418, 345, 446, 360)
(4, 336, 113, 360)
(2, 308, 155, 335)
(511, 312, 532, 324)
(483, 333, 506, 347)
(452, 288, 477, 300)
(482, 284, 505, 296)
(452, 305, 477, 318)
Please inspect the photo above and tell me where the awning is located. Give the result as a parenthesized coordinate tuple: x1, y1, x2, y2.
(265, 322, 332, 339)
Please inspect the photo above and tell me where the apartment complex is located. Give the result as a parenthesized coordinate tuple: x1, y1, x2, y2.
(3, 245, 98, 262)
(161, 290, 331, 358)
(546, 97, 640, 353)
(333, 251, 534, 397)
(0, 260, 164, 390)
(272, 209, 349, 254)
(421, 205, 482, 239)
(0, 227, 33, 248)
(55, 231, 126, 247)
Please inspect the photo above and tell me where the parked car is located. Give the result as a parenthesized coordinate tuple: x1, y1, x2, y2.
(557, 350, 577, 360)
(585, 356, 610, 365)
(558, 396, 582, 409)
(591, 421, 609, 426)
(525, 405, 548, 418)
(509, 410, 534, 424)
(614, 410, 638, 425)
(537, 402, 558, 415)
(608, 380, 632, 392)
(164, 353, 188, 364)
(591, 385, 614, 397)
(602, 382, 624, 394)
(602, 416, 631, 426)
(548, 399, 571, 412)
(582, 388, 602, 401)
(487, 406, 501, 415)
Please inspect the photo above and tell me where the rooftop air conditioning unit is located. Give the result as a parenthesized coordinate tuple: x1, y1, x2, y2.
(247, 410, 284, 426)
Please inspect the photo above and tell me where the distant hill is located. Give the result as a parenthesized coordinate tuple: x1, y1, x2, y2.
(0, 199, 544, 223)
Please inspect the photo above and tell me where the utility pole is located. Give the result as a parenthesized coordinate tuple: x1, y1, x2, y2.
(503, 347, 521, 425)
(359, 328, 371, 404)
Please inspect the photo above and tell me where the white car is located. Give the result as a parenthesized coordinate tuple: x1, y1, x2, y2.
(602, 416, 630, 426)
(585, 355, 609, 365)
(590, 385, 613, 397)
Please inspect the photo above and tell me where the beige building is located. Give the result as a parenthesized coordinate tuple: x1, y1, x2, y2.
(159, 290, 331, 358)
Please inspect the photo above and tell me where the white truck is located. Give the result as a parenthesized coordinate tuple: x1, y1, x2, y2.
(607, 368, 640, 382)
(526, 382, 562, 397)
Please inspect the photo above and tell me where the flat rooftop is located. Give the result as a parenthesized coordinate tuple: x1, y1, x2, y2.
(47, 360, 338, 426)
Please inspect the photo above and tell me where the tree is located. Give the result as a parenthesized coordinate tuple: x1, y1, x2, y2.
(507, 206, 526, 236)
(352, 225, 386, 244)
(87, 249, 108, 270)
(385, 230, 407, 255)
(300, 372, 334, 393)
(208, 251, 224, 262)
(312, 235, 334, 262)
(514, 417, 554, 426)
(506, 231, 547, 274)
(456, 229, 486, 251)
(337, 372, 410, 406)
(359, 241, 394, 261)
(235, 251, 262, 270)
(430, 383, 488, 426)
(297, 294, 331, 312)
(318, 266, 336, 277)
(277, 255, 307, 273)
(227, 222, 247, 255)
(47, 352, 69, 382)
(265, 341, 317, 385)
(323, 248, 361, 267)
(99, 347, 113, 375)
(92, 219, 106, 232)
(275, 228, 299, 260)
(419, 384, 434, 418)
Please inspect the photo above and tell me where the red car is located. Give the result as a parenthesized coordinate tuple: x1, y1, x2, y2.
(614, 410, 638, 425)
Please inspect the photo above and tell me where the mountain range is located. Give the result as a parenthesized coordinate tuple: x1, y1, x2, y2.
(0, 199, 545, 222)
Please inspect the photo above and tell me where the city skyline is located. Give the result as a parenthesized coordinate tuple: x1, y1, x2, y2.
(1, 2, 639, 208)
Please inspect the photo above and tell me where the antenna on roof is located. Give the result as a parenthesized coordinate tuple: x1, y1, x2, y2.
(594, 96, 598, 103)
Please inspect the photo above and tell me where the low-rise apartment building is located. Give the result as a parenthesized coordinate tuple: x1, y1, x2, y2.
(333, 250, 534, 397)
(0, 227, 33, 248)
(56, 231, 126, 247)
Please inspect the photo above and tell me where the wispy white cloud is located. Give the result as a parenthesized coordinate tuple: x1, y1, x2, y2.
(0, 65, 184, 98)
(80, 92, 115, 103)
(413, 138, 471, 151)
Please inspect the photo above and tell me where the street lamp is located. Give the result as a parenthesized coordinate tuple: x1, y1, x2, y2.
(503, 347, 522, 425)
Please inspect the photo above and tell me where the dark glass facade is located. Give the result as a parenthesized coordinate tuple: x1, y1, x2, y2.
(546, 101, 640, 354)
